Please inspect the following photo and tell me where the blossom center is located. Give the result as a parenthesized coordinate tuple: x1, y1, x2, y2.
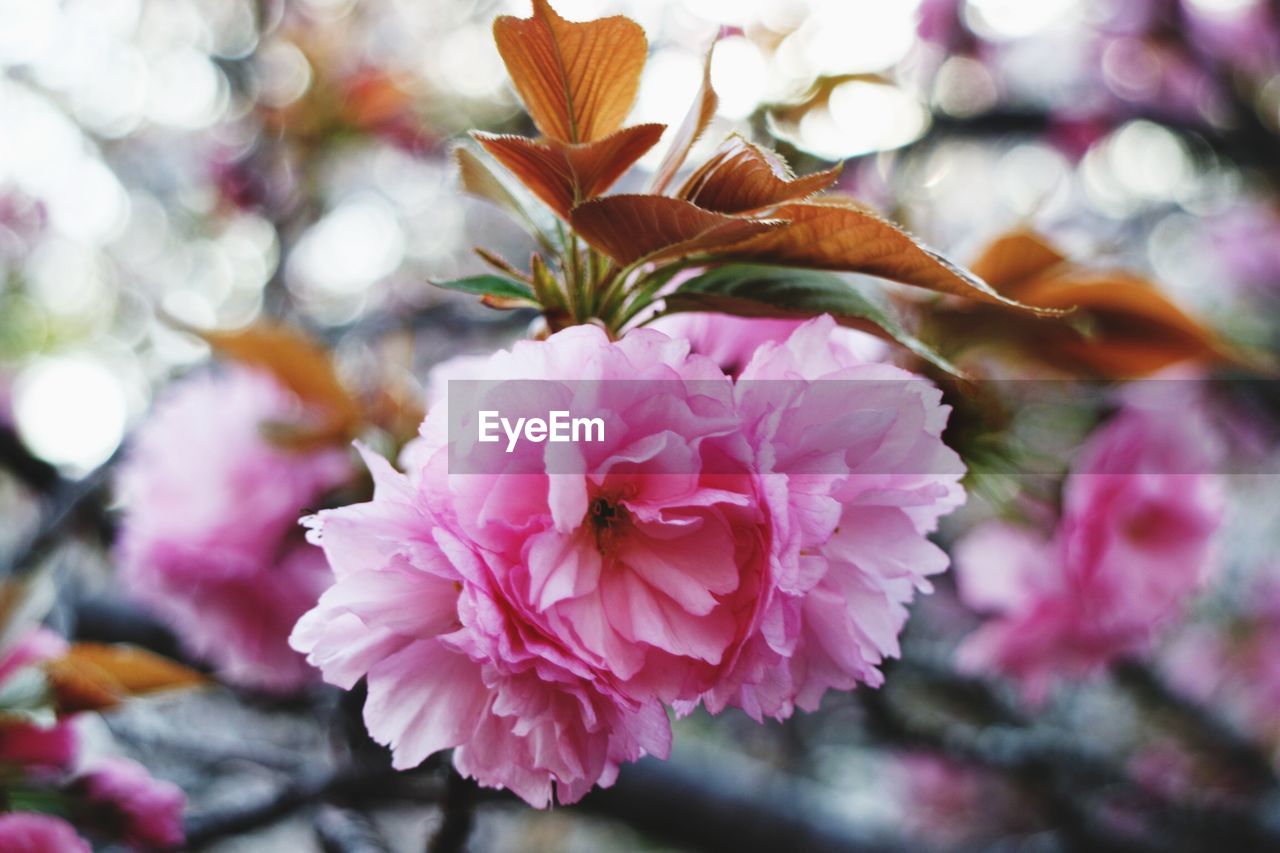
(589, 495, 629, 553)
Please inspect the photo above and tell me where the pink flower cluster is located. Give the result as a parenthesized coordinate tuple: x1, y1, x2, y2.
(0, 813, 91, 853)
(116, 365, 354, 692)
(955, 404, 1223, 699)
(74, 757, 186, 850)
(294, 316, 964, 805)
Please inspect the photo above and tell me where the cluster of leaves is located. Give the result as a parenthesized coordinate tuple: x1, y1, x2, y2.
(437, 0, 1060, 371)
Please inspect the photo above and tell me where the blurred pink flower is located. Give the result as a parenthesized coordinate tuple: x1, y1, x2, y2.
(1178, 0, 1280, 76)
(0, 813, 90, 853)
(0, 722, 78, 773)
(295, 317, 963, 804)
(116, 366, 354, 692)
(955, 406, 1223, 699)
(897, 753, 1036, 844)
(75, 757, 185, 850)
(0, 628, 78, 774)
(1206, 203, 1280, 296)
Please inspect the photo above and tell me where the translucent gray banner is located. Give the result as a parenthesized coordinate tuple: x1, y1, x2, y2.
(444, 379, 1280, 476)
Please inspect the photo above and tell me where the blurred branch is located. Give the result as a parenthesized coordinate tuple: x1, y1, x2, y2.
(83, 594, 912, 851)
(862, 657, 1280, 852)
(895, 108, 1280, 183)
(0, 424, 60, 492)
(426, 767, 477, 853)
(80, 597, 1280, 852)
(315, 805, 392, 853)
(576, 754, 915, 853)
(71, 595, 188, 663)
(860, 679, 1163, 853)
(1, 447, 119, 577)
(184, 765, 433, 848)
(1113, 658, 1279, 790)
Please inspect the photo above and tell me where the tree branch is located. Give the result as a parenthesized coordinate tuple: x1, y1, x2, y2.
(315, 805, 392, 853)
(184, 766, 435, 847)
(1114, 658, 1278, 790)
(426, 767, 477, 853)
(1, 447, 119, 577)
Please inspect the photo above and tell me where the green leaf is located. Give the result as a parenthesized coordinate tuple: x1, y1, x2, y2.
(431, 274, 538, 306)
(5, 786, 71, 817)
(660, 263, 964, 376)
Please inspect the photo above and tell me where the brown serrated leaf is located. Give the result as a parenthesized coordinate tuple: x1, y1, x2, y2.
(968, 230, 1069, 297)
(475, 124, 664, 217)
(679, 134, 841, 214)
(493, 0, 647, 144)
(570, 195, 781, 266)
(194, 322, 361, 439)
(650, 40, 719, 194)
(716, 203, 1062, 313)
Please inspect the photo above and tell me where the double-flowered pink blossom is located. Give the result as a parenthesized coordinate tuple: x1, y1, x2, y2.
(117, 366, 353, 692)
(955, 404, 1224, 699)
(293, 317, 964, 805)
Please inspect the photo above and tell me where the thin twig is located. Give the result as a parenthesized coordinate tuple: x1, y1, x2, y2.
(1, 447, 120, 577)
(1114, 658, 1279, 790)
(427, 767, 477, 853)
(0, 424, 60, 492)
(184, 766, 431, 847)
(315, 805, 392, 853)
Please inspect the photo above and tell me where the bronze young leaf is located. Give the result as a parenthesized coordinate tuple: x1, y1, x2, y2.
(493, 0, 647, 144)
(474, 123, 665, 217)
(442, 0, 1055, 364)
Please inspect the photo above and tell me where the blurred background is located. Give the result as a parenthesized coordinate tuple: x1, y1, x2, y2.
(3, 0, 1280, 850)
(4, 0, 1279, 476)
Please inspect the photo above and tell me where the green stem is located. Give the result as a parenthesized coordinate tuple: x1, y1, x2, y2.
(613, 260, 703, 331)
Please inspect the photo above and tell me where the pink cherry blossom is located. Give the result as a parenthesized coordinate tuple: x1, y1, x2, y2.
(116, 365, 354, 692)
(0, 813, 91, 853)
(75, 757, 186, 850)
(649, 313, 884, 376)
(955, 405, 1224, 699)
(295, 324, 728, 805)
(295, 318, 964, 805)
